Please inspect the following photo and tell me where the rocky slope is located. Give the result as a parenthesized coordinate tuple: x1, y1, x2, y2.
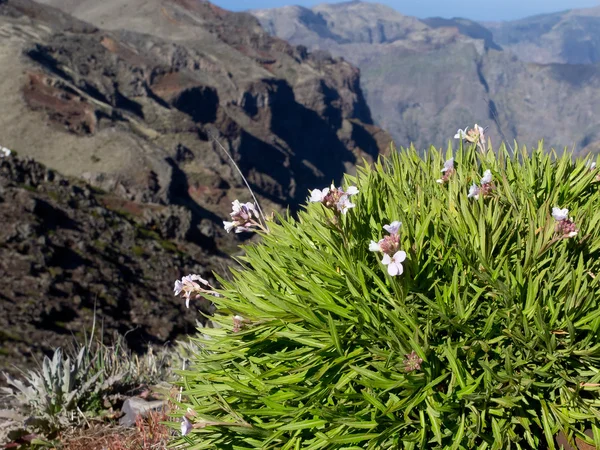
(0, 0, 390, 232)
(486, 7, 600, 65)
(0, 153, 224, 377)
(0, 0, 390, 374)
(253, 1, 600, 155)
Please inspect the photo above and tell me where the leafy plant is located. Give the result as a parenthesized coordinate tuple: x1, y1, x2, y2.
(2, 334, 173, 430)
(173, 143, 600, 449)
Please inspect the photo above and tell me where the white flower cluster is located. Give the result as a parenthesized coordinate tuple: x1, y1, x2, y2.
(309, 184, 359, 214)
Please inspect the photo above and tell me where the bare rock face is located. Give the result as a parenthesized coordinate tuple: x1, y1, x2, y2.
(0, 154, 226, 378)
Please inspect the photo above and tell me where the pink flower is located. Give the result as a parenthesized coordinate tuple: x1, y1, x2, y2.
(369, 222, 402, 254)
(233, 315, 245, 332)
(403, 350, 423, 372)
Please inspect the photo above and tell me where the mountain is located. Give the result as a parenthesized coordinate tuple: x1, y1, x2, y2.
(253, 1, 600, 155)
(486, 7, 600, 65)
(0, 0, 390, 226)
(0, 0, 390, 373)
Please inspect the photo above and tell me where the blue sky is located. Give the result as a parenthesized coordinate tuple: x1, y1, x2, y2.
(212, 0, 600, 21)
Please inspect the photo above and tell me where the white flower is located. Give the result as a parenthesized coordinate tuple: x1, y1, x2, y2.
(369, 240, 382, 252)
(481, 170, 492, 184)
(181, 416, 193, 436)
(467, 183, 480, 200)
(336, 194, 355, 214)
(441, 158, 454, 173)
(174, 274, 209, 308)
(567, 231, 578, 238)
(0, 147, 11, 158)
(345, 186, 359, 196)
(309, 187, 329, 203)
(223, 221, 236, 233)
(474, 124, 485, 143)
(454, 128, 468, 140)
(173, 279, 183, 296)
(382, 251, 407, 276)
(231, 200, 256, 219)
(587, 160, 597, 170)
(552, 207, 569, 222)
(436, 179, 444, 184)
(383, 221, 402, 235)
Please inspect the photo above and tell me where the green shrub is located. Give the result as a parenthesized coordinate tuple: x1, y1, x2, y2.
(174, 143, 600, 449)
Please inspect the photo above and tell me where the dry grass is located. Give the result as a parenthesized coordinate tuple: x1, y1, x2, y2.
(58, 411, 172, 450)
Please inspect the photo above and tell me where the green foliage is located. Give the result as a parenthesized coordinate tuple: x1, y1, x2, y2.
(174, 143, 600, 449)
(2, 335, 172, 430)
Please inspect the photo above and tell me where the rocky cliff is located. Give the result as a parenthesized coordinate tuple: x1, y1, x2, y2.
(254, 1, 600, 156)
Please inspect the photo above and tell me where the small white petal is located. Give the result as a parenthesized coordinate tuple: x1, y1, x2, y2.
(231, 199, 243, 214)
(223, 221, 236, 233)
(441, 158, 454, 173)
(369, 240, 382, 252)
(190, 274, 208, 285)
(454, 127, 468, 139)
(381, 253, 392, 265)
(387, 262, 400, 276)
(337, 195, 355, 214)
(552, 207, 569, 221)
(383, 221, 402, 235)
(393, 251, 407, 263)
(309, 189, 322, 202)
(345, 186, 359, 196)
(181, 417, 193, 436)
(481, 170, 492, 184)
(436, 179, 443, 184)
(174, 280, 183, 296)
(567, 231, 578, 238)
(468, 184, 480, 199)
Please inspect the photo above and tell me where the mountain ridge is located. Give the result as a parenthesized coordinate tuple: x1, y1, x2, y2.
(253, 1, 600, 154)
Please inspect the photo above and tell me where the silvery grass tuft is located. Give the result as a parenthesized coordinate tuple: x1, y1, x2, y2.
(171, 141, 600, 449)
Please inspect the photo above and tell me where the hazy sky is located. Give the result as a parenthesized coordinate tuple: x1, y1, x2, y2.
(212, 0, 600, 21)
